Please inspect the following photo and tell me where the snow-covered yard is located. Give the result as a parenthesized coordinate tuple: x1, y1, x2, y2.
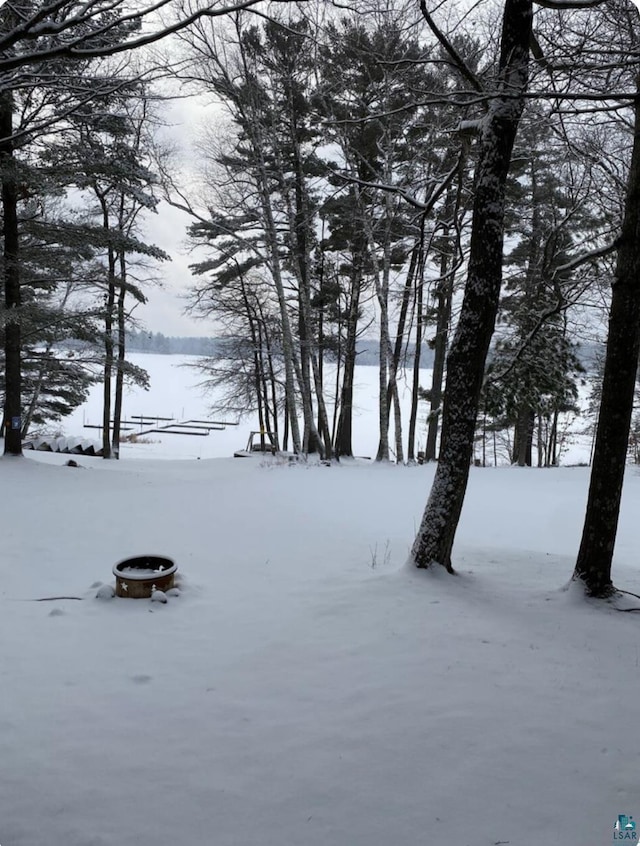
(1, 450, 639, 845)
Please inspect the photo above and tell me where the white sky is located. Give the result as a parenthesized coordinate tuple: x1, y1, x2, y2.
(141, 200, 208, 337)
(137, 86, 218, 338)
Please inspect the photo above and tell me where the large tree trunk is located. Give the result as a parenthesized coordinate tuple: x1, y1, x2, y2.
(1, 91, 22, 456)
(410, 0, 532, 570)
(573, 85, 640, 598)
(513, 406, 534, 466)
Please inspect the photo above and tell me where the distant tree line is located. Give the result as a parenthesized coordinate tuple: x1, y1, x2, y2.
(126, 329, 440, 368)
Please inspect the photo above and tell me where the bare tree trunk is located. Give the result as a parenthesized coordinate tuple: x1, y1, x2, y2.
(310, 350, 333, 459)
(254, 295, 280, 448)
(276, 86, 323, 456)
(99, 194, 116, 460)
(257, 329, 271, 441)
(549, 409, 559, 466)
(425, 247, 454, 462)
(425, 168, 467, 462)
(282, 395, 289, 452)
(245, 296, 266, 438)
(514, 406, 533, 466)
(391, 383, 403, 462)
(21, 355, 48, 438)
(573, 83, 640, 598)
(298, 294, 322, 454)
(537, 414, 544, 468)
(112, 248, 127, 460)
(374, 196, 394, 462)
(259, 179, 302, 454)
(407, 271, 425, 462)
(1, 91, 22, 456)
(386, 240, 422, 463)
(335, 256, 363, 458)
(410, 0, 532, 570)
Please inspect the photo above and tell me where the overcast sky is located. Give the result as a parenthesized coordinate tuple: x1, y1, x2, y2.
(137, 85, 219, 338)
(140, 200, 210, 338)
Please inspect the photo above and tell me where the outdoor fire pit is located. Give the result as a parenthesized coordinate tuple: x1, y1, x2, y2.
(113, 555, 177, 598)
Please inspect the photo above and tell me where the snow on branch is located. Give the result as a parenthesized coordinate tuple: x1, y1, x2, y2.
(485, 239, 617, 389)
(0, 0, 301, 73)
(553, 240, 619, 277)
(533, 0, 608, 7)
(334, 153, 463, 214)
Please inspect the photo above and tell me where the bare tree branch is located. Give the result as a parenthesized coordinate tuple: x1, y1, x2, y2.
(418, 0, 483, 93)
(0, 0, 302, 73)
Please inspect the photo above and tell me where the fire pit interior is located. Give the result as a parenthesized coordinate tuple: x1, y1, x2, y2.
(113, 555, 177, 598)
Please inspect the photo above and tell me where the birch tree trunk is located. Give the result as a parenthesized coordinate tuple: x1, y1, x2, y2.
(410, 0, 532, 570)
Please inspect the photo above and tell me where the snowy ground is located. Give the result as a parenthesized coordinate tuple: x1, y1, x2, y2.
(2, 447, 640, 845)
(1, 354, 630, 845)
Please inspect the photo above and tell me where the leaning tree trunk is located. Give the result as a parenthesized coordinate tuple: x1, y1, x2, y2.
(1, 91, 22, 456)
(573, 83, 640, 598)
(410, 0, 532, 570)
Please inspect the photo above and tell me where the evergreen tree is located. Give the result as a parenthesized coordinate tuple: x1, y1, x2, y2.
(480, 112, 593, 466)
(44, 90, 168, 457)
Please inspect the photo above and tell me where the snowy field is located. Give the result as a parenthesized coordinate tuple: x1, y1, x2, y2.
(2, 354, 636, 845)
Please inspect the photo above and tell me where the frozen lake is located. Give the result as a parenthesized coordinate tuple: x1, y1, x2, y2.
(61, 353, 432, 461)
(59, 352, 591, 463)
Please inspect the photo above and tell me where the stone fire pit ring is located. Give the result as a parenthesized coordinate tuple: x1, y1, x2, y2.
(113, 555, 177, 598)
